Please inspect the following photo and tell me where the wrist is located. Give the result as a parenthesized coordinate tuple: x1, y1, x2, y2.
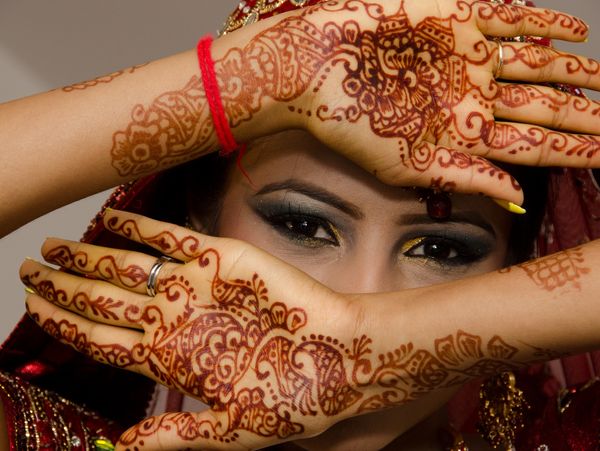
(209, 11, 312, 146)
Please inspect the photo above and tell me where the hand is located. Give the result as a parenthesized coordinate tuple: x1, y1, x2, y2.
(218, 0, 600, 204)
(16, 210, 587, 449)
(21, 209, 364, 449)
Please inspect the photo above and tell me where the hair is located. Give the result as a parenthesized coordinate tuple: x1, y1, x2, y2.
(501, 164, 549, 264)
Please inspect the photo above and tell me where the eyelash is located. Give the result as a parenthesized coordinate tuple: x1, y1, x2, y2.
(401, 236, 487, 267)
(255, 203, 490, 264)
(259, 207, 339, 247)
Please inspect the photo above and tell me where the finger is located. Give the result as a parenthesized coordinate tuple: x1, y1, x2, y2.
(482, 122, 600, 167)
(475, 2, 589, 42)
(26, 293, 143, 370)
(103, 209, 208, 262)
(388, 142, 524, 205)
(41, 237, 179, 295)
(499, 42, 600, 91)
(20, 259, 147, 329)
(495, 83, 600, 135)
(117, 410, 264, 451)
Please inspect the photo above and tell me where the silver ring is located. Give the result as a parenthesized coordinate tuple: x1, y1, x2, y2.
(494, 40, 504, 79)
(146, 256, 172, 297)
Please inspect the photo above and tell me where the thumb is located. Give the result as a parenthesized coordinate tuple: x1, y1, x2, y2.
(116, 410, 249, 451)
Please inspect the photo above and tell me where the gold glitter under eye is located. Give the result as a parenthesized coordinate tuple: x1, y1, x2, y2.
(400, 237, 427, 254)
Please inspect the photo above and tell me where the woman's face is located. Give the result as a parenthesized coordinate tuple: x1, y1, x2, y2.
(197, 130, 512, 294)
(188, 130, 513, 449)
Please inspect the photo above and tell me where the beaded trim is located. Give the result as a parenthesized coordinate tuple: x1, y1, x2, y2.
(221, 0, 308, 35)
(0, 371, 117, 450)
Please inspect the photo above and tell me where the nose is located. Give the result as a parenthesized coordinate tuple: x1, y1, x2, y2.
(320, 246, 399, 294)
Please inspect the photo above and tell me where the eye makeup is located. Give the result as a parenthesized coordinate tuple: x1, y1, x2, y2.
(249, 198, 343, 248)
(398, 226, 495, 269)
(246, 179, 500, 273)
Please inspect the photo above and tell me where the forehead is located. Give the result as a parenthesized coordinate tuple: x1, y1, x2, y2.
(226, 130, 512, 229)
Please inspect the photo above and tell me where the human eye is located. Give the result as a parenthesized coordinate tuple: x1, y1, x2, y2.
(255, 203, 340, 247)
(401, 235, 490, 267)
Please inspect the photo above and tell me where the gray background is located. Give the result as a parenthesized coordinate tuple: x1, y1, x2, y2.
(0, 0, 598, 341)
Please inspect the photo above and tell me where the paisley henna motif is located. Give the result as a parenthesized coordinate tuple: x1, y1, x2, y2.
(110, 76, 215, 176)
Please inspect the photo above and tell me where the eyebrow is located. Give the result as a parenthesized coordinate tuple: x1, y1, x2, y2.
(398, 213, 497, 237)
(254, 179, 365, 219)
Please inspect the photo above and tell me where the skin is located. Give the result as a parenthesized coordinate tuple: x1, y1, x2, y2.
(20, 185, 600, 451)
(188, 129, 512, 449)
(2, 0, 600, 236)
(7, 1, 600, 448)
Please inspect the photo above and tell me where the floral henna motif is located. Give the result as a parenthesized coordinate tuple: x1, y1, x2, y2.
(43, 244, 148, 288)
(62, 63, 149, 93)
(316, 8, 465, 157)
(109, 14, 336, 177)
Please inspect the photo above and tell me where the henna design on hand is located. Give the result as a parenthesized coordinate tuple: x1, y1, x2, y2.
(35, 315, 136, 368)
(476, 2, 588, 38)
(23, 271, 124, 321)
(504, 42, 599, 75)
(44, 244, 148, 288)
(35, 225, 557, 447)
(110, 0, 600, 187)
(507, 247, 590, 292)
(110, 76, 216, 176)
(62, 63, 149, 93)
(350, 331, 520, 412)
(105, 216, 203, 259)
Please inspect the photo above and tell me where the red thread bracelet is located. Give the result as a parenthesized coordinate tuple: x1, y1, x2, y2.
(197, 35, 245, 157)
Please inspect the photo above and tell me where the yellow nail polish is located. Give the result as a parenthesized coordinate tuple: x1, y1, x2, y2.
(493, 199, 526, 215)
(24, 287, 36, 295)
(584, 37, 589, 43)
(93, 438, 115, 451)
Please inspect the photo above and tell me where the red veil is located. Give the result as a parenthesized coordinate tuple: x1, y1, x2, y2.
(2, 0, 600, 449)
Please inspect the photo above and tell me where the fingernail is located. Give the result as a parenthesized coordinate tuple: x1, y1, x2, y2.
(24, 257, 37, 262)
(493, 199, 526, 214)
(94, 438, 115, 450)
(104, 207, 114, 213)
(24, 287, 36, 295)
